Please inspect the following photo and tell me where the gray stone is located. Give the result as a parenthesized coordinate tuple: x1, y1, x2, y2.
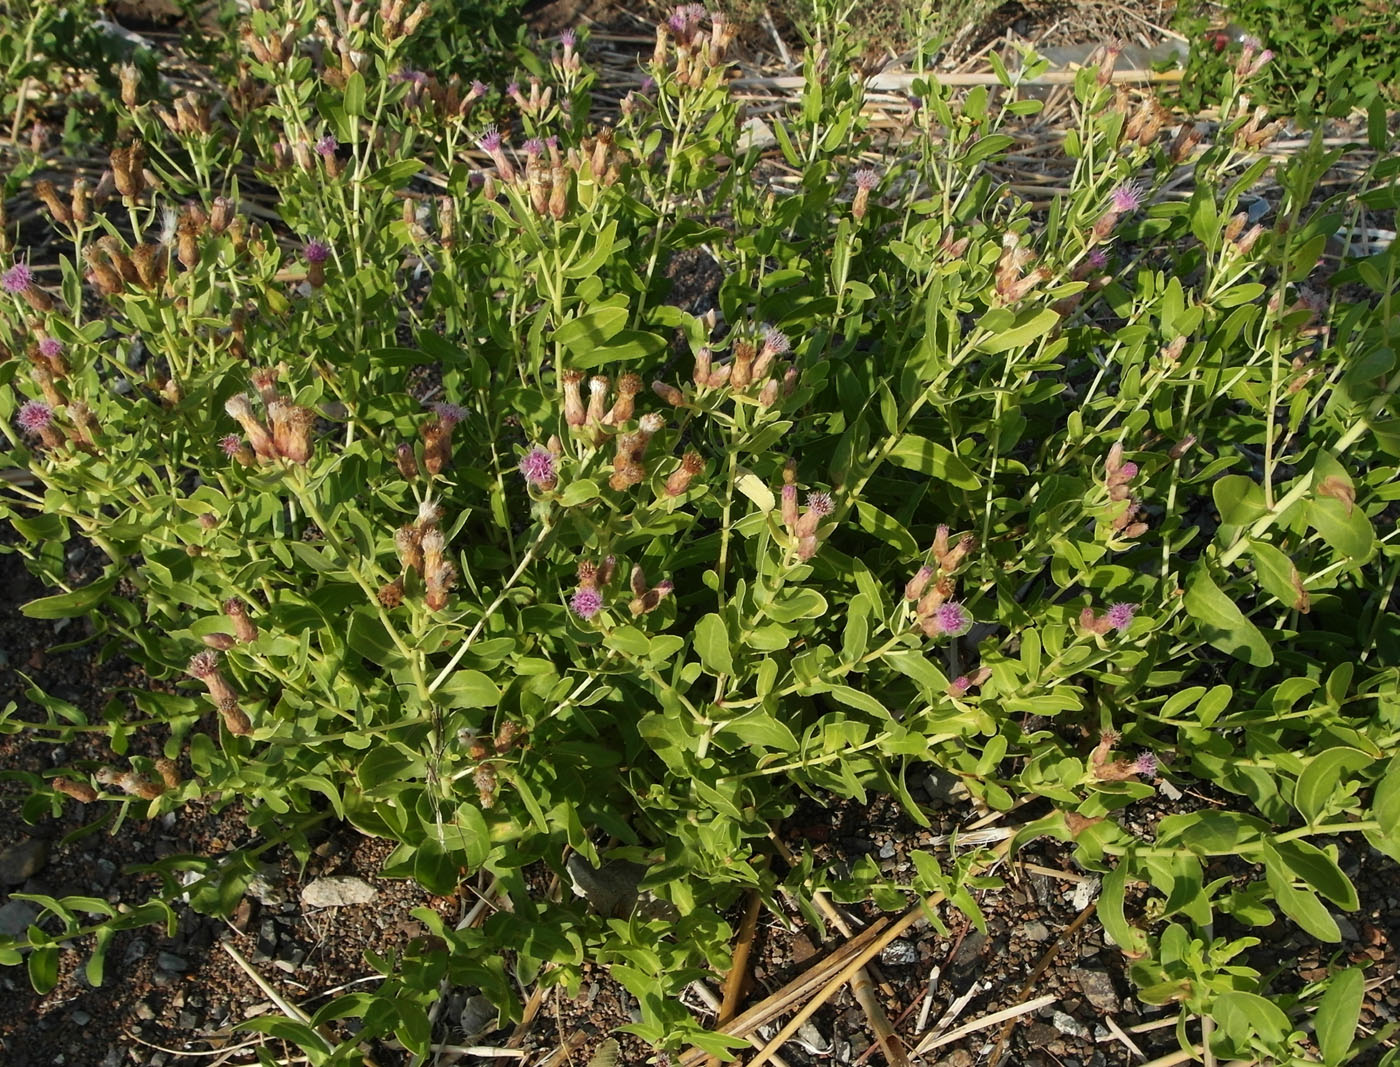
(1334, 914, 1359, 941)
(245, 870, 285, 906)
(71, 1010, 92, 1026)
(1018, 920, 1051, 942)
(124, 938, 149, 964)
(1052, 1011, 1091, 1039)
(135, 1000, 156, 1022)
(565, 856, 643, 919)
(300, 875, 377, 908)
(880, 939, 918, 966)
(157, 952, 189, 972)
(1075, 969, 1119, 1013)
(459, 993, 496, 1036)
(0, 899, 40, 937)
(923, 767, 969, 804)
(177, 1010, 199, 1030)
(93, 859, 117, 889)
(878, 841, 897, 859)
(0, 839, 49, 886)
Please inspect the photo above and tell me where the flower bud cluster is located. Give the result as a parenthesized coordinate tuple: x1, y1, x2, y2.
(1089, 729, 1163, 781)
(187, 650, 252, 735)
(673, 325, 799, 411)
(386, 497, 456, 610)
(995, 233, 1050, 303)
(476, 124, 626, 222)
(628, 563, 674, 616)
(906, 524, 978, 639)
(1080, 600, 1137, 636)
(224, 367, 316, 466)
(652, 6, 734, 88)
(778, 462, 837, 561)
(1103, 441, 1147, 539)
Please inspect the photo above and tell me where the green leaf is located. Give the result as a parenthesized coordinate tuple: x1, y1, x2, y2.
(343, 72, 366, 117)
(438, 670, 503, 709)
(886, 436, 981, 489)
(854, 501, 918, 555)
(1249, 541, 1306, 609)
(553, 306, 628, 356)
(1182, 563, 1274, 666)
(366, 159, 423, 189)
(974, 308, 1059, 354)
(1272, 838, 1357, 910)
(1316, 966, 1365, 1066)
(1294, 747, 1372, 824)
(842, 594, 871, 663)
(1100, 859, 1149, 956)
(694, 613, 734, 676)
(824, 685, 892, 719)
(716, 710, 798, 751)
(27, 945, 59, 994)
(21, 574, 119, 619)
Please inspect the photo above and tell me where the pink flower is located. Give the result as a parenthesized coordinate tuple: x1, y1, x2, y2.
(1133, 751, 1160, 779)
(570, 588, 603, 619)
(304, 239, 331, 264)
(38, 338, 63, 360)
(431, 402, 468, 426)
(523, 138, 544, 159)
(1111, 182, 1145, 214)
(1088, 249, 1109, 269)
(479, 126, 502, 153)
(854, 168, 880, 190)
(761, 326, 790, 356)
(519, 446, 556, 486)
(219, 434, 243, 456)
(806, 491, 834, 517)
(469, 80, 487, 99)
(560, 29, 577, 48)
(1107, 602, 1137, 632)
(932, 601, 971, 637)
(16, 400, 52, 433)
(949, 675, 972, 696)
(1118, 461, 1138, 480)
(315, 134, 337, 157)
(2, 263, 34, 293)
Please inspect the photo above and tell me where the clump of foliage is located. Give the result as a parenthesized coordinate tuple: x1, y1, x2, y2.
(1175, 0, 1400, 116)
(2, 2, 1400, 1064)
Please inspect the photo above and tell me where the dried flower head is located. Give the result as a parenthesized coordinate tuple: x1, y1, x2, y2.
(188, 650, 220, 678)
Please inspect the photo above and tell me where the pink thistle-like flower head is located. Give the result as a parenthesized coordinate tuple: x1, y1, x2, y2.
(1133, 751, 1160, 778)
(854, 167, 880, 190)
(304, 239, 331, 264)
(1118, 461, 1138, 480)
(1111, 181, 1145, 214)
(2, 263, 34, 293)
(1088, 249, 1109, 269)
(431, 401, 469, 427)
(38, 338, 64, 360)
(762, 326, 790, 356)
(1107, 602, 1137, 632)
(560, 29, 577, 48)
(934, 601, 972, 637)
(806, 491, 835, 517)
(640, 76, 656, 93)
(544, 134, 560, 151)
(519, 446, 556, 486)
(505, 81, 520, 98)
(949, 675, 972, 696)
(570, 587, 603, 619)
(523, 137, 544, 159)
(17, 400, 53, 433)
(315, 134, 338, 157)
(219, 434, 243, 456)
(1240, 34, 1261, 51)
(469, 80, 487, 99)
(668, 10, 688, 33)
(479, 125, 502, 153)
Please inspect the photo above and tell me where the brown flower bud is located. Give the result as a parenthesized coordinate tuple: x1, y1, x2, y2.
(35, 181, 72, 226)
(731, 341, 756, 389)
(155, 758, 181, 790)
(652, 380, 686, 406)
(605, 374, 642, 426)
(202, 632, 236, 650)
(664, 450, 704, 496)
(219, 696, 252, 736)
(395, 525, 424, 575)
(395, 442, 419, 479)
(378, 576, 405, 608)
(224, 598, 258, 644)
(562, 369, 586, 427)
(692, 347, 713, 387)
(53, 777, 98, 803)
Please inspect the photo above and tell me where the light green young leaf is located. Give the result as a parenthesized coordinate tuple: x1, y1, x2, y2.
(1316, 966, 1365, 1066)
(1182, 563, 1274, 666)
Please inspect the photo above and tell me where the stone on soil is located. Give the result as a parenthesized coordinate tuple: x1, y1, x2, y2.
(300, 875, 377, 908)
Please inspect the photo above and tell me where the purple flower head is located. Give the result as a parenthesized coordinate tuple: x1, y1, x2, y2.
(16, 400, 52, 434)
(2, 263, 34, 293)
(762, 326, 790, 355)
(469, 80, 487, 99)
(685, 3, 707, 20)
(38, 338, 64, 360)
(560, 29, 577, 48)
(315, 134, 338, 157)
(1240, 34, 1262, 51)
(219, 433, 243, 456)
(505, 81, 520, 98)
(949, 675, 972, 696)
(806, 491, 835, 517)
(1133, 751, 1160, 779)
(1088, 249, 1109, 269)
(907, 95, 923, 110)
(1118, 461, 1138, 480)
(519, 445, 556, 486)
(304, 239, 331, 264)
(523, 137, 544, 159)
(640, 76, 656, 94)
(934, 601, 972, 637)
(668, 10, 688, 33)
(544, 135, 559, 151)
(570, 587, 603, 619)
(854, 167, 880, 191)
(1256, 49, 1273, 66)
(431, 401, 469, 426)
(1107, 602, 1137, 632)
(1111, 181, 1145, 214)
(478, 125, 502, 153)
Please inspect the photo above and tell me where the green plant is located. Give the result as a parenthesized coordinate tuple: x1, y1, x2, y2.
(1175, 0, 1400, 117)
(3, 5, 1400, 1064)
